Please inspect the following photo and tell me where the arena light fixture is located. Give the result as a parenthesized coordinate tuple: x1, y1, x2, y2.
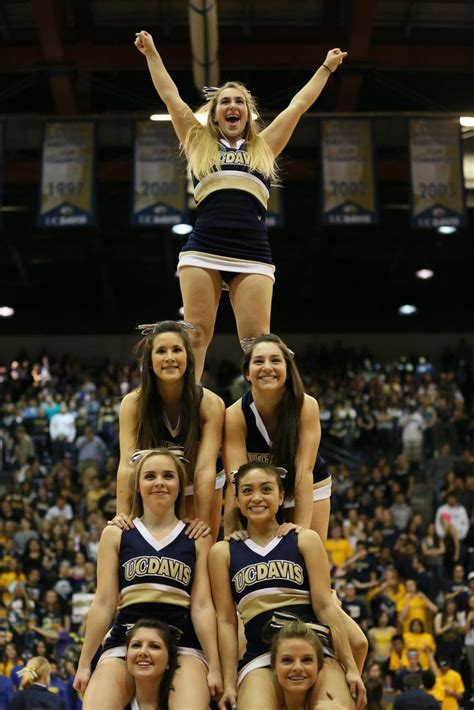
(398, 304, 417, 316)
(460, 116, 474, 127)
(415, 269, 434, 280)
(149, 113, 172, 121)
(171, 223, 193, 236)
(178, 306, 185, 316)
(437, 225, 457, 235)
(0, 306, 14, 317)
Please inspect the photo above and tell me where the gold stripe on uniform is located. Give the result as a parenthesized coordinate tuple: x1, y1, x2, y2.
(314, 474, 332, 490)
(239, 591, 312, 625)
(194, 173, 269, 208)
(119, 585, 190, 610)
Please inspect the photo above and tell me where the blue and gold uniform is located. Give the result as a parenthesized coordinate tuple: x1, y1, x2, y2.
(100, 519, 204, 663)
(241, 390, 332, 507)
(134, 387, 225, 495)
(229, 532, 333, 683)
(178, 139, 275, 287)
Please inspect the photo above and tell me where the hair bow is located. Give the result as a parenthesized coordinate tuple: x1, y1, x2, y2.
(202, 86, 220, 101)
(136, 321, 195, 337)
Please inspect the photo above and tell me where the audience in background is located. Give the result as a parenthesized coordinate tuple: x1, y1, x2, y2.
(0, 342, 473, 708)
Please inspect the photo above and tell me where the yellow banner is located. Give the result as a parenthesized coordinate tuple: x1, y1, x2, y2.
(410, 119, 466, 228)
(132, 122, 186, 226)
(38, 122, 95, 227)
(321, 119, 378, 225)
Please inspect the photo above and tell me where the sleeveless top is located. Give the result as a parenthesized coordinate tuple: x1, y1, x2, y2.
(192, 139, 271, 232)
(107, 519, 200, 650)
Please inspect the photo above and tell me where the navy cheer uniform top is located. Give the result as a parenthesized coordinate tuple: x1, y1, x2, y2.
(104, 519, 200, 652)
(7, 684, 66, 710)
(229, 532, 332, 679)
(179, 139, 275, 282)
(241, 390, 331, 505)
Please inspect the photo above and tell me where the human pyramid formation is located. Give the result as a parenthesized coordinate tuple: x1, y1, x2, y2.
(14, 31, 367, 710)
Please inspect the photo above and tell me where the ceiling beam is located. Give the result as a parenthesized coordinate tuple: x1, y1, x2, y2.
(3, 158, 410, 185)
(335, 0, 378, 111)
(1, 41, 473, 73)
(31, 0, 78, 114)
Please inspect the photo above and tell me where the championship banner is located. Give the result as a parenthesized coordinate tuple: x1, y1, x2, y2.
(321, 119, 378, 225)
(38, 122, 95, 227)
(266, 186, 284, 228)
(409, 119, 467, 229)
(131, 121, 186, 226)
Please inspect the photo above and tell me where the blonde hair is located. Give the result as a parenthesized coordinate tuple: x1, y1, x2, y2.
(129, 448, 187, 520)
(183, 82, 278, 182)
(18, 656, 50, 689)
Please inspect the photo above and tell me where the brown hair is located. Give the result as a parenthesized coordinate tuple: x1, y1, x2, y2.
(133, 321, 200, 478)
(242, 334, 305, 500)
(127, 618, 180, 710)
(129, 449, 187, 519)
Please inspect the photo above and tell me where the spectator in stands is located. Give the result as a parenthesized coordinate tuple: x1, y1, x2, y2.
(402, 619, 435, 670)
(435, 491, 469, 541)
(45, 496, 73, 523)
(341, 582, 369, 633)
(367, 610, 397, 665)
(49, 403, 76, 462)
(433, 598, 466, 671)
(397, 578, 438, 635)
(421, 522, 446, 591)
(427, 651, 465, 710)
(390, 492, 413, 531)
(325, 522, 353, 568)
(393, 670, 439, 709)
(75, 424, 108, 474)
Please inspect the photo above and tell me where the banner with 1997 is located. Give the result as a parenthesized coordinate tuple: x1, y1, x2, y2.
(38, 122, 96, 227)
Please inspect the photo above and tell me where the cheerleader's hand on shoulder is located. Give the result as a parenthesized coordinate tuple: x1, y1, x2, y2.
(134, 30, 157, 57)
(207, 666, 223, 700)
(184, 518, 211, 539)
(324, 48, 348, 72)
(276, 522, 302, 537)
(107, 512, 134, 530)
(224, 530, 249, 542)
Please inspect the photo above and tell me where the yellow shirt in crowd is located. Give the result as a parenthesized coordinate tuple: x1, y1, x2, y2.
(402, 631, 436, 669)
(325, 538, 353, 567)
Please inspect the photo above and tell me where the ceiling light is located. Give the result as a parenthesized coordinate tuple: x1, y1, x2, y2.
(178, 306, 184, 316)
(460, 116, 474, 127)
(437, 226, 457, 235)
(171, 223, 193, 236)
(415, 269, 434, 280)
(0, 306, 14, 317)
(149, 114, 172, 121)
(398, 304, 417, 316)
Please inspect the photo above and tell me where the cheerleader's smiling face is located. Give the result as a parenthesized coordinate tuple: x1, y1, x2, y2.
(126, 627, 169, 682)
(246, 342, 287, 390)
(236, 468, 284, 521)
(274, 638, 320, 694)
(214, 88, 249, 140)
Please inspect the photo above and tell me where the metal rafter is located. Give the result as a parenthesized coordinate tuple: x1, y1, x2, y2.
(334, 0, 378, 111)
(31, 0, 78, 114)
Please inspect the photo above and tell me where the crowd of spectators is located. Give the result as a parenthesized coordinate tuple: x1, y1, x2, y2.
(0, 339, 473, 709)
